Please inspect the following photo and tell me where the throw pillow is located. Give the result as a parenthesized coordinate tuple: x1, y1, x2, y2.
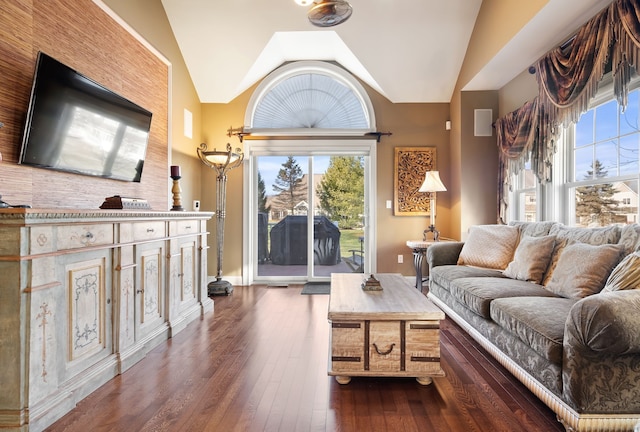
(541, 224, 621, 286)
(545, 243, 624, 299)
(602, 252, 640, 292)
(457, 224, 519, 270)
(503, 234, 556, 284)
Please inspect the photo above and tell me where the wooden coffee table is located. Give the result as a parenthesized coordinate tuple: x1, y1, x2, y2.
(328, 273, 445, 384)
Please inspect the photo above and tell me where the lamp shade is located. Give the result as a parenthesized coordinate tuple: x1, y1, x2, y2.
(419, 171, 447, 193)
(197, 143, 244, 174)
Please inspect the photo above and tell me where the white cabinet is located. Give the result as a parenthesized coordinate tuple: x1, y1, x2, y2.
(0, 210, 213, 432)
(136, 241, 167, 341)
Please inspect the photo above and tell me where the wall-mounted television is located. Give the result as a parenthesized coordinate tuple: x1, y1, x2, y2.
(19, 52, 152, 182)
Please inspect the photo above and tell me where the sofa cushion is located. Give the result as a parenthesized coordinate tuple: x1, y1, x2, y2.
(448, 277, 556, 319)
(490, 297, 578, 365)
(545, 243, 623, 299)
(504, 234, 556, 284)
(509, 220, 557, 238)
(542, 224, 620, 285)
(603, 252, 640, 292)
(618, 224, 640, 255)
(430, 265, 506, 293)
(457, 224, 519, 270)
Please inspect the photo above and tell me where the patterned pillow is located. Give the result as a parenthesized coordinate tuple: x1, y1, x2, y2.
(541, 224, 621, 286)
(508, 221, 557, 238)
(618, 224, 640, 255)
(504, 235, 556, 284)
(603, 252, 640, 292)
(457, 225, 519, 270)
(545, 243, 623, 299)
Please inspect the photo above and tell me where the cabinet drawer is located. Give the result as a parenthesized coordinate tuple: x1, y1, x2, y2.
(132, 221, 166, 241)
(177, 220, 199, 235)
(406, 320, 441, 373)
(369, 321, 401, 372)
(330, 322, 364, 372)
(56, 224, 114, 250)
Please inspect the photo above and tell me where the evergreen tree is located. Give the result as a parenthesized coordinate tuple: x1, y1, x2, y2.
(257, 171, 271, 214)
(317, 156, 364, 229)
(272, 156, 306, 214)
(575, 160, 619, 226)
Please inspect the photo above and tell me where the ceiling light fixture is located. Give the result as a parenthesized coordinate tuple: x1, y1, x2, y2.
(308, 0, 353, 27)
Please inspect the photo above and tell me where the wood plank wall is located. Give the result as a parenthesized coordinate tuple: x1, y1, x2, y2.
(0, 0, 169, 210)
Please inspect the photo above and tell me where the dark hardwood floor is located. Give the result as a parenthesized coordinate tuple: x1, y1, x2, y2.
(46, 285, 564, 432)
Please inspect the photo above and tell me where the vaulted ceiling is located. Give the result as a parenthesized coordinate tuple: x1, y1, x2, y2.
(161, 0, 613, 104)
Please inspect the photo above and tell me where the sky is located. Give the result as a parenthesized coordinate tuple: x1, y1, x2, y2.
(574, 90, 639, 181)
(257, 155, 330, 195)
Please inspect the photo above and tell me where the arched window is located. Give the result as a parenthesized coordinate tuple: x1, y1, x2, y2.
(241, 61, 378, 285)
(244, 61, 376, 134)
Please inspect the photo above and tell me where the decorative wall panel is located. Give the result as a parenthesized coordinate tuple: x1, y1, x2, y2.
(393, 147, 436, 215)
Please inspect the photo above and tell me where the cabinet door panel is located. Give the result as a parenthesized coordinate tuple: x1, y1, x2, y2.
(405, 321, 441, 373)
(369, 321, 401, 372)
(137, 244, 165, 339)
(330, 322, 364, 372)
(67, 258, 106, 361)
(179, 240, 196, 304)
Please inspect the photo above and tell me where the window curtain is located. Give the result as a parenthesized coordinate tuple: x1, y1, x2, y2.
(495, 98, 553, 223)
(495, 0, 640, 222)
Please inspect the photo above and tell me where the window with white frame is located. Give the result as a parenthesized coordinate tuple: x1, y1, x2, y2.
(509, 74, 640, 226)
(565, 78, 640, 227)
(509, 160, 538, 222)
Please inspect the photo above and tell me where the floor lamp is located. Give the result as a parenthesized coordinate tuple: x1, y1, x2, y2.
(419, 170, 447, 241)
(197, 143, 244, 296)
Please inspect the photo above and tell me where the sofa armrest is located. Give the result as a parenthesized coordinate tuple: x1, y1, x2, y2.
(426, 242, 464, 269)
(562, 290, 640, 412)
(566, 290, 640, 356)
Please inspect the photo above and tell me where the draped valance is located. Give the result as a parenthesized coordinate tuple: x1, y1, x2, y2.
(496, 0, 640, 222)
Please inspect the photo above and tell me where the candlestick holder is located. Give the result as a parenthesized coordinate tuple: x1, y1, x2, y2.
(170, 175, 184, 211)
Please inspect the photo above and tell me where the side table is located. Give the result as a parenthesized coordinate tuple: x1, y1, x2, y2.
(406, 240, 443, 289)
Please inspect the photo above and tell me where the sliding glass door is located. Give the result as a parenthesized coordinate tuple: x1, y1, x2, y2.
(244, 140, 376, 284)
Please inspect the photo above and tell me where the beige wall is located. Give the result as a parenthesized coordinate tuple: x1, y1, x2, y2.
(460, 91, 500, 236)
(99, 0, 593, 279)
(447, 0, 548, 238)
(98, 0, 550, 278)
(366, 91, 451, 274)
(499, 69, 539, 116)
(200, 82, 450, 278)
(104, 0, 204, 209)
(200, 90, 254, 279)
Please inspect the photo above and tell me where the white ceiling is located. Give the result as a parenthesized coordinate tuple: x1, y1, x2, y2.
(161, 0, 613, 104)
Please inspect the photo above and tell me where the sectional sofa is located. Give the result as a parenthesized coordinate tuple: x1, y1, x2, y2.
(426, 221, 640, 432)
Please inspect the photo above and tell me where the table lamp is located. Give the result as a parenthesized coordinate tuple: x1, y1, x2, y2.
(419, 170, 446, 241)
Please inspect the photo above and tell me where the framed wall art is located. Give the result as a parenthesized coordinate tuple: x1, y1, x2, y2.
(394, 147, 436, 216)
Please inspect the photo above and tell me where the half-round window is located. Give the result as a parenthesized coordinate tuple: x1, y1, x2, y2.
(245, 61, 375, 134)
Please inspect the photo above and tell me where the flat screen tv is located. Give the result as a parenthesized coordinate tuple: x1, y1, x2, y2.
(19, 52, 152, 182)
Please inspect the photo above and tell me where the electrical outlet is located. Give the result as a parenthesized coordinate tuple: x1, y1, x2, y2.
(397, 254, 403, 264)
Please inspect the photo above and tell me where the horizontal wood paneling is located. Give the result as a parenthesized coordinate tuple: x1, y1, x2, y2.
(0, 0, 168, 210)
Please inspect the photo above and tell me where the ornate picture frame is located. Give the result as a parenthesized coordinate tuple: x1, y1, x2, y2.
(394, 147, 436, 216)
